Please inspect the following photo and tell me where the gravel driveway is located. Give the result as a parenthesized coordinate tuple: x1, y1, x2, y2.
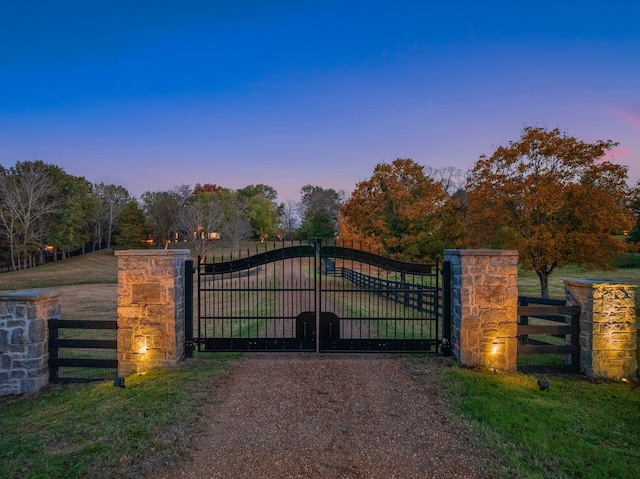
(155, 353, 499, 478)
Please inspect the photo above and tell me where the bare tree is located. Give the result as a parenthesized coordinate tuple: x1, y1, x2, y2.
(222, 217, 252, 259)
(0, 161, 60, 270)
(94, 182, 131, 249)
(175, 200, 225, 261)
(424, 166, 466, 196)
(279, 199, 301, 240)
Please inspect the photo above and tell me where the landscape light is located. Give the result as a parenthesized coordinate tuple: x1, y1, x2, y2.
(135, 336, 148, 355)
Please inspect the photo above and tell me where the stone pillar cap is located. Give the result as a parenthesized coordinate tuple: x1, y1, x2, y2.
(115, 249, 191, 257)
(444, 249, 518, 256)
(564, 278, 638, 288)
(0, 289, 61, 301)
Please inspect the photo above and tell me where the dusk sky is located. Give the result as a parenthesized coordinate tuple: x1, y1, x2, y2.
(1, 1, 639, 202)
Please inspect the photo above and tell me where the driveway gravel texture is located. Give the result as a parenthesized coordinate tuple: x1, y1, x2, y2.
(153, 353, 502, 479)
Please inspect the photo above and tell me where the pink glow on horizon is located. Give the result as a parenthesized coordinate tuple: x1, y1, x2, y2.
(603, 147, 631, 161)
(613, 107, 640, 128)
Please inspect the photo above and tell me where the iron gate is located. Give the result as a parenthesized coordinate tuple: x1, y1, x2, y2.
(196, 240, 450, 353)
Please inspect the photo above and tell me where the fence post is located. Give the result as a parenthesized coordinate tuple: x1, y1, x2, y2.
(184, 259, 194, 358)
(441, 260, 452, 356)
(48, 319, 59, 384)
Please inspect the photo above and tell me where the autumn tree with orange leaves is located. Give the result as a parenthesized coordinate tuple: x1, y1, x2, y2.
(465, 126, 634, 298)
(340, 158, 464, 261)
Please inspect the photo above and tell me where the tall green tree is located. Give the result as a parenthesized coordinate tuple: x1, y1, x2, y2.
(46, 170, 98, 259)
(237, 184, 278, 203)
(299, 212, 335, 240)
(298, 185, 344, 239)
(237, 184, 280, 241)
(113, 201, 148, 249)
(465, 126, 634, 298)
(246, 195, 280, 241)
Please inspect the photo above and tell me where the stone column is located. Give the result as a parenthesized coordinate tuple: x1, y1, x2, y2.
(564, 279, 637, 379)
(116, 249, 190, 376)
(444, 249, 519, 372)
(0, 290, 60, 396)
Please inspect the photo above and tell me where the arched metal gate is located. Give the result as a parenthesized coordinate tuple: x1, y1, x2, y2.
(193, 240, 450, 353)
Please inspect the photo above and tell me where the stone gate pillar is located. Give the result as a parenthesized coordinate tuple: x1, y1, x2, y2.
(564, 279, 637, 379)
(444, 249, 519, 372)
(116, 249, 190, 376)
(0, 290, 60, 395)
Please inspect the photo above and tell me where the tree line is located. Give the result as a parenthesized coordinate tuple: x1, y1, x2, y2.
(0, 160, 343, 269)
(0, 161, 131, 270)
(1, 126, 639, 296)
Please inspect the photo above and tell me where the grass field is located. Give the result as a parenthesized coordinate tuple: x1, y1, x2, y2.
(0, 248, 118, 290)
(478, 255, 640, 477)
(517, 259, 639, 300)
(517, 260, 639, 343)
(438, 362, 640, 478)
(0, 249, 118, 322)
(0, 353, 236, 479)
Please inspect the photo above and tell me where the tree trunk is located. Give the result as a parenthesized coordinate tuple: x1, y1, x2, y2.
(10, 246, 16, 271)
(537, 270, 549, 299)
(107, 216, 113, 249)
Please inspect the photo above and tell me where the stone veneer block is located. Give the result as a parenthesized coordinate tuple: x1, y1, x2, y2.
(0, 289, 60, 396)
(115, 249, 190, 376)
(564, 279, 637, 379)
(444, 249, 519, 372)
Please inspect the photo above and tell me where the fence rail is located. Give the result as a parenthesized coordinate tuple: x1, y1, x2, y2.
(516, 297, 580, 373)
(339, 267, 440, 313)
(48, 319, 118, 384)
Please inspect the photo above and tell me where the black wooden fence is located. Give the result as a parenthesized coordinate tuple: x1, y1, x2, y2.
(341, 267, 440, 313)
(516, 297, 580, 373)
(48, 319, 118, 383)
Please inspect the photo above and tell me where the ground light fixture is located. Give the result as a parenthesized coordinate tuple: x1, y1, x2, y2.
(537, 378, 550, 391)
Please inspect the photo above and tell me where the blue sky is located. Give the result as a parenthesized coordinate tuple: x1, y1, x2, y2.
(1, 1, 639, 201)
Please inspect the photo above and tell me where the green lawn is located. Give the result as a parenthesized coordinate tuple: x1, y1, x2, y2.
(439, 363, 640, 478)
(476, 256, 640, 477)
(517, 261, 639, 300)
(0, 353, 237, 479)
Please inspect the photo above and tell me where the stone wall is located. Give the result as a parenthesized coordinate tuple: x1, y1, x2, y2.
(444, 249, 519, 372)
(0, 290, 60, 396)
(565, 279, 637, 379)
(115, 249, 190, 376)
